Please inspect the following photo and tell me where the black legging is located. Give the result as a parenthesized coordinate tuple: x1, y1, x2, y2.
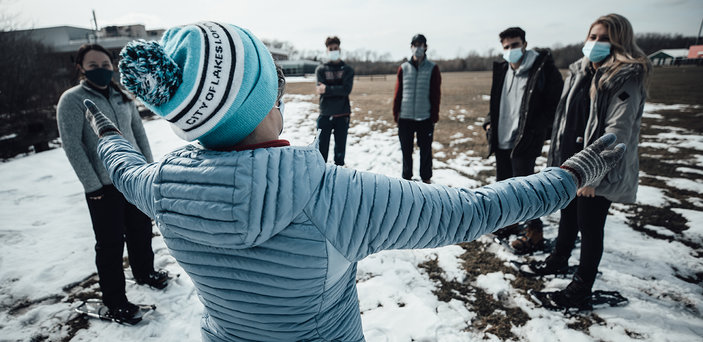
(398, 118, 434, 181)
(85, 185, 155, 308)
(317, 115, 350, 166)
(554, 195, 612, 288)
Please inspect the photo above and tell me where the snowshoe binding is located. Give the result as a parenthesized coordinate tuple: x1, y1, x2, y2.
(75, 299, 156, 325)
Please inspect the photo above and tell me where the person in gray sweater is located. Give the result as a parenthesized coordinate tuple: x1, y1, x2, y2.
(56, 44, 167, 323)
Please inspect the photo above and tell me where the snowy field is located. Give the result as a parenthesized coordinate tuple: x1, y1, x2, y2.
(0, 92, 702, 341)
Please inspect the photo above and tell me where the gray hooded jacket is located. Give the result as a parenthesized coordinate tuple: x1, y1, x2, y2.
(548, 57, 646, 203)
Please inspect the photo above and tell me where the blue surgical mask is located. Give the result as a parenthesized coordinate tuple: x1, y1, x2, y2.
(84, 68, 113, 87)
(582, 41, 611, 63)
(328, 50, 340, 61)
(502, 48, 523, 64)
(412, 46, 425, 58)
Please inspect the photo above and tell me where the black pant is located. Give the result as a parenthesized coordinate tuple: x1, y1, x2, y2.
(85, 185, 155, 308)
(398, 118, 434, 181)
(317, 115, 349, 166)
(554, 195, 612, 288)
(494, 148, 541, 227)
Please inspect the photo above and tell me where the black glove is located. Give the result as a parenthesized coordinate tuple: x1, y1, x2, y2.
(83, 99, 121, 137)
(560, 133, 625, 187)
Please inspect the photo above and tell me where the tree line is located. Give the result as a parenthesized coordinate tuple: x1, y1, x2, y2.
(274, 33, 700, 75)
(0, 31, 698, 158)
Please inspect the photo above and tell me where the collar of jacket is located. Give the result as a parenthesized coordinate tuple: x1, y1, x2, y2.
(79, 80, 121, 100)
(597, 63, 644, 92)
(512, 49, 539, 76)
(496, 49, 549, 73)
(214, 139, 291, 152)
(571, 57, 644, 93)
(325, 60, 346, 67)
(410, 57, 428, 69)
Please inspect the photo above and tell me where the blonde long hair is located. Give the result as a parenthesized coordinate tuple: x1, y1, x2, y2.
(588, 14, 651, 95)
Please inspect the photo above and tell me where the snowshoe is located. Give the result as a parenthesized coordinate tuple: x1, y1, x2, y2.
(510, 258, 575, 278)
(125, 269, 178, 289)
(529, 275, 627, 313)
(75, 299, 155, 325)
(493, 234, 557, 256)
(493, 223, 522, 240)
(529, 289, 628, 312)
(134, 270, 171, 289)
(510, 221, 546, 255)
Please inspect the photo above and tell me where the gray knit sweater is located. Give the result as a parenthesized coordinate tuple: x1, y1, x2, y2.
(57, 82, 153, 193)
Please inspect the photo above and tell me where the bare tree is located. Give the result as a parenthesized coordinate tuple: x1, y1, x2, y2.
(0, 5, 69, 157)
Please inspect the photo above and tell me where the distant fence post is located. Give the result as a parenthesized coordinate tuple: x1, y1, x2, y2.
(355, 75, 388, 81)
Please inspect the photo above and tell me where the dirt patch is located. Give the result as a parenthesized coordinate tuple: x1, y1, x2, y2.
(625, 329, 646, 339)
(566, 312, 605, 333)
(59, 315, 91, 342)
(417, 241, 537, 340)
(628, 204, 688, 234)
(417, 257, 472, 302)
(62, 273, 101, 303)
(7, 294, 64, 316)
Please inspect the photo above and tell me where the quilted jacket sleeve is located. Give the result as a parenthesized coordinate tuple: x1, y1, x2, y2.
(97, 134, 159, 218)
(306, 166, 576, 262)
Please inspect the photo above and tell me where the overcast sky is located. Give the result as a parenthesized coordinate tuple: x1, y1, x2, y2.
(5, 0, 703, 60)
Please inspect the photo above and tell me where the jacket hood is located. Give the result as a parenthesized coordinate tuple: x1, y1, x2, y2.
(514, 49, 539, 76)
(570, 57, 645, 92)
(598, 62, 645, 92)
(154, 144, 326, 249)
(569, 56, 591, 75)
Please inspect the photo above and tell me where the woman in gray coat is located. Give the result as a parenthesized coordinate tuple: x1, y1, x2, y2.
(525, 13, 650, 309)
(56, 44, 168, 323)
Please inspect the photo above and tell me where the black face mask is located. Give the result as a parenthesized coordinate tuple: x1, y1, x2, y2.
(84, 68, 114, 87)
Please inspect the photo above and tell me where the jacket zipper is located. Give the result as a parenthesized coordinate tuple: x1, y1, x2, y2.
(510, 56, 546, 159)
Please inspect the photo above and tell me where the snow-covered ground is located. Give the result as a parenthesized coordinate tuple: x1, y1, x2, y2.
(0, 95, 701, 341)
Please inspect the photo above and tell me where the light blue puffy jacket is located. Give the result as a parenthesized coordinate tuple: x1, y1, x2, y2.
(97, 134, 576, 341)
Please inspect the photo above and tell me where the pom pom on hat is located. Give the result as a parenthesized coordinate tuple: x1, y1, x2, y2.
(119, 39, 182, 106)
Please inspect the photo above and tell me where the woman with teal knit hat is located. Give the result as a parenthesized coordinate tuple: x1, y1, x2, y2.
(86, 21, 626, 340)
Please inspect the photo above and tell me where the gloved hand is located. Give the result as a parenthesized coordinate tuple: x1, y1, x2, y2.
(560, 133, 625, 187)
(83, 99, 122, 137)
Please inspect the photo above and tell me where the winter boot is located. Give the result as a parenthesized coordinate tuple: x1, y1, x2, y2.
(107, 301, 141, 325)
(510, 220, 544, 254)
(552, 274, 593, 309)
(523, 253, 569, 277)
(135, 270, 170, 290)
(494, 223, 521, 239)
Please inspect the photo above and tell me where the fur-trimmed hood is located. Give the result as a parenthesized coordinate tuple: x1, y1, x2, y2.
(569, 56, 645, 93)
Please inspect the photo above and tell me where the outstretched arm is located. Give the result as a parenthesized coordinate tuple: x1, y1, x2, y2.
(307, 134, 624, 262)
(85, 100, 159, 218)
(307, 166, 576, 262)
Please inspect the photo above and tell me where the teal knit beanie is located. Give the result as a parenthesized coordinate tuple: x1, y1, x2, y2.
(118, 22, 278, 148)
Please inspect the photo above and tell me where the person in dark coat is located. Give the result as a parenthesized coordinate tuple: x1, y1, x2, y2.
(315, 36, 354, 166)
(483, 27, 563, 253)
